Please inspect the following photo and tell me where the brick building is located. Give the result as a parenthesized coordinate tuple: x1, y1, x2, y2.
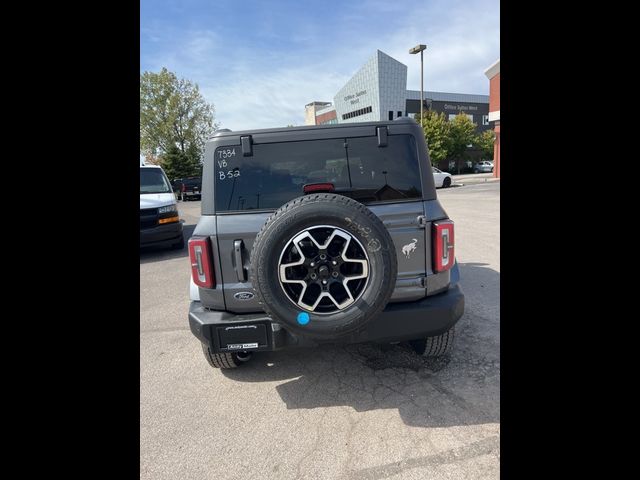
(484, 59, 500, 178)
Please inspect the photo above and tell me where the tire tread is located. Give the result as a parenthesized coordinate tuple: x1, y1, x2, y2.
(201, 344, 240, 369)
(423, 326, 455, 357)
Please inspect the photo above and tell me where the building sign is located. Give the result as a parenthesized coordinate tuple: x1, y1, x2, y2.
(444, 104, 479, 111)
(344, 90, 368, 105)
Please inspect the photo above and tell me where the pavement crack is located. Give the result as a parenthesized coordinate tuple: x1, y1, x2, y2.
(348, 435, 500, 480)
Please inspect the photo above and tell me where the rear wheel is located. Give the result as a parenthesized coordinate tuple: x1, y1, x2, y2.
(409, 325, 456, 357)
(443, 177, 452, 188)
(201, 344, 252, 369)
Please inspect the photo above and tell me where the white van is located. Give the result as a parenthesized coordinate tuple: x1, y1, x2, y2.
(140, 165, 184, 249)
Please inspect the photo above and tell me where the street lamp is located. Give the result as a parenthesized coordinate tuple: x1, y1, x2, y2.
(409, 44, 427, 122)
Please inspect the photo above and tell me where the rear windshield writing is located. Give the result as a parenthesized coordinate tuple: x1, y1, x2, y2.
(214, 135, 421, 211)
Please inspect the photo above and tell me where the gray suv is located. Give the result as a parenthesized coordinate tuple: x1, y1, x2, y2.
(188, 118, 464, 368)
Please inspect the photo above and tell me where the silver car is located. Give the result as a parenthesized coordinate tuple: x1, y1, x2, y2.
(474, 161, 494, 173)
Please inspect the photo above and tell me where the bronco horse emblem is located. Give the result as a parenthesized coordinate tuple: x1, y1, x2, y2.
(402, 238, 418, 259)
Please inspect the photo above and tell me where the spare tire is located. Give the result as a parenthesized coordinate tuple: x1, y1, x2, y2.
(250, 193, 397, 339)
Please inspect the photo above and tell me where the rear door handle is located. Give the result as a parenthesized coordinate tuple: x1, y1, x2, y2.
(234, 240, 247, 282)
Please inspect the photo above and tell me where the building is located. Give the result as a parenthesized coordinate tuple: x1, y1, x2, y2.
(304, 101, 333, 126)
(305, 50, 489, 133)
(484, 59, 500, 178)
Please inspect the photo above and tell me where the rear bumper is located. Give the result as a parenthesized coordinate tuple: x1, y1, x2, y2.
(189, 284, 464, 353)
(180, 191, 201, 198)
(140, 221, 183, 247)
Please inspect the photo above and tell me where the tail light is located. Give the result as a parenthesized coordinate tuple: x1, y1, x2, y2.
(303, 182, 335, 194)
(433, 220, 454, 272)
(188, 236, 215, 288)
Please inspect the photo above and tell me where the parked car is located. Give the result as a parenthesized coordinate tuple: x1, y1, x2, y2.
(432, 167, 453, 188)
(140, 165, 184, 250)
(174, 177, 202, 201)
(474, 161, 494, 173)
(187, 118, 464, 368)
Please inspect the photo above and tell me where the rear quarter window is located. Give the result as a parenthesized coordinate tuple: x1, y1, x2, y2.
(214, 134, 422, 212)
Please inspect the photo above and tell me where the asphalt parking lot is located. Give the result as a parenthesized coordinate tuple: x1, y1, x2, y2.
(140, 182, 500, 479)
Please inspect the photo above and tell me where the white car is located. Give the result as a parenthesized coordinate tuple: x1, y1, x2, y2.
(140, 165, 184, 249)
(474, 161, 494, 173)
(432, 167, 453, 188)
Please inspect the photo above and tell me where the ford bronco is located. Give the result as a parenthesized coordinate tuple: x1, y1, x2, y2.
(187, 118, 464, 368)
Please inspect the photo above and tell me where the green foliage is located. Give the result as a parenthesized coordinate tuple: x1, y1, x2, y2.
(476, 129, 496, 160)
(140, 68, 217, 159)
(160, 144, 202, 181)
(448, 114, 477, 162)
(419, 111, 451, 166)
(418, 110, 493, 172)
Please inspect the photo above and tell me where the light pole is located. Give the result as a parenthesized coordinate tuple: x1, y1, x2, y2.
(409, 44, 427, 122)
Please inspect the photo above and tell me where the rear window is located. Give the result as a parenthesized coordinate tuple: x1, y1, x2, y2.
(214, 135, 422, 212)
(182, 178, 201, 186)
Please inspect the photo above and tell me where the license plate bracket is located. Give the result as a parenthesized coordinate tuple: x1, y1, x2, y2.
(217, 324, 268, 351)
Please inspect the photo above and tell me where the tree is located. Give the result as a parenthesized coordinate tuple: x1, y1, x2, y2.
(476, 129, 495, 161)
(448, 114, 477, 173)
(419, 111, 450, 167)
(140, 68, 217, 159)
(160, 144, 202, 181)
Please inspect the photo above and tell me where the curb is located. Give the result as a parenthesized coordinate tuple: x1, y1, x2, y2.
(452, 178, 500, 187)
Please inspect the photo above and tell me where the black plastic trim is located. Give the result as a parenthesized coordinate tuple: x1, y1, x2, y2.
(189, 284, 464, 352)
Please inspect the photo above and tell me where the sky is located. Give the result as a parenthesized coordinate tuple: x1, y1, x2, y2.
(141, 0, 500, 131)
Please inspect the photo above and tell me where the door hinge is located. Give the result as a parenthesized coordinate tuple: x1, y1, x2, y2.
(417, 215, 428, 228)
(240, 135, 253, 156)
(376, 126, 388, 147)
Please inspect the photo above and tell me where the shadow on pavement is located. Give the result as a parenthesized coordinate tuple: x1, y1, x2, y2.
(139, 223, 196, 264)
(221, 262, 500, 429)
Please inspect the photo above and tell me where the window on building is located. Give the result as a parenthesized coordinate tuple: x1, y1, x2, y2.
(388, 111, 393, 120)
(341, 106, 372, 121)
(397, 111, 402, 117)
(482, 114, 489, 125)
(448, 113, 473, 122)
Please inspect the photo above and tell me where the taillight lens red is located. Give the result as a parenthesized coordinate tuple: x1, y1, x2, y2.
(188, 236, 215, 288)
(303, 182, 335, 193)
(433, 220, 455, 272)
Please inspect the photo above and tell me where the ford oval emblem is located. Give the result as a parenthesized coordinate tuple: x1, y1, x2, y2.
(234, 292, 255, 301)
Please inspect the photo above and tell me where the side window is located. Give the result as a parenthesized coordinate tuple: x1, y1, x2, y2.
(346, 135, 422, 203)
